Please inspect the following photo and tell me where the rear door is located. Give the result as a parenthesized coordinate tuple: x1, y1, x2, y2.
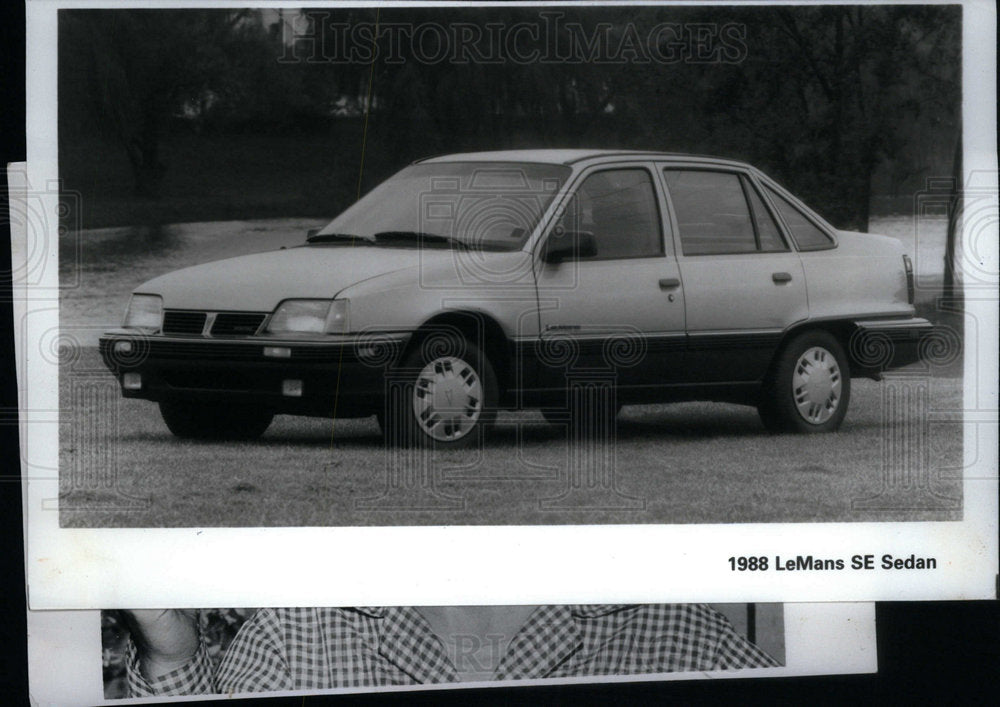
(659, 166, 808, 382)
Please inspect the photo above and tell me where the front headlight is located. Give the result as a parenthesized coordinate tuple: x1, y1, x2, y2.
(325, 299, 350, 333)
(123, 294, 163, 332)
(266, 299, 350, 335)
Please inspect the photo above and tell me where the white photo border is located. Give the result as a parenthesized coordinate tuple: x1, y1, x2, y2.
(18, 0, 998, 609)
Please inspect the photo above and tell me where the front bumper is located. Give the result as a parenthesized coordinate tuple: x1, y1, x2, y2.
(99, 330, 411, 417)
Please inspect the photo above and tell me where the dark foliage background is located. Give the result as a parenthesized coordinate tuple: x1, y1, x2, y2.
(58, 5, 959, 231)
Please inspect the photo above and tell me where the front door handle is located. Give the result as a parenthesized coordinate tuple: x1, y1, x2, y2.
(772, 272, 792, 284)
(659, 277, 681, 290)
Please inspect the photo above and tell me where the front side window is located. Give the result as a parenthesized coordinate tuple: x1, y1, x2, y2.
(554, 168, 663, 259)
(762, 185, 834, 250)
(663, 170, 757, 256)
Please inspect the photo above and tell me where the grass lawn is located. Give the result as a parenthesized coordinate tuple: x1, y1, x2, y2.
(60, 348, 963, 528)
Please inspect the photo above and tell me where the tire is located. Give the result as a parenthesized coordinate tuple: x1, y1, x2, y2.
(159, 400, 273, 440)
(384, 335, 498, 448)
(758, 330, 851, 433)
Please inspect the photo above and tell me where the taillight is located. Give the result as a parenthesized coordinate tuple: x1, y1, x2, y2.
(902, 254, 915, 304)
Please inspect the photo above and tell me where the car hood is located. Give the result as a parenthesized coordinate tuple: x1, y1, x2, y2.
(137, 245, 451, 311)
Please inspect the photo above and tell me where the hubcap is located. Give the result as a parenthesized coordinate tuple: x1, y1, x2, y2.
(412, 356, 483, 441)
(791, 346, 842, 425)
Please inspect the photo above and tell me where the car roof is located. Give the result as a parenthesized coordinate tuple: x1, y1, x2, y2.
(414, 149, 751, 169)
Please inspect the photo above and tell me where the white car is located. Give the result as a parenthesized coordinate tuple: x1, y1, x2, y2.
(100, 149, 932, 446)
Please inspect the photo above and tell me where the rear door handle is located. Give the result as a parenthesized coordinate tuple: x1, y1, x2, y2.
(772, 272, 792, 284)
(659, 278, 680, 290)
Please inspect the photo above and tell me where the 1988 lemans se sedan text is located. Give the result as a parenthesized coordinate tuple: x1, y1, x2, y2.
(728, 554, 938, 571)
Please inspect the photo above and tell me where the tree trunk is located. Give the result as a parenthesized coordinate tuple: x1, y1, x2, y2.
(858, 160, 873, 233)
(127, 107, 166, 198)
(943, 131, 962, 296)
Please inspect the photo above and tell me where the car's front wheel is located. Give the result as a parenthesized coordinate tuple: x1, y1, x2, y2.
(758, 330, 851, 433)
(384, 336, 498, 448)
(158, 401, 273, 440)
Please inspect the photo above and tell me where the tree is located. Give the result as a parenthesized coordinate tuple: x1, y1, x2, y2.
(607, 5, 959, 230)
(61, 5, 959, 227)
(60, 10, 266, 196)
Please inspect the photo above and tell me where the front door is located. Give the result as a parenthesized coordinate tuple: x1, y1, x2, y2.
(532, 165, 686, 397)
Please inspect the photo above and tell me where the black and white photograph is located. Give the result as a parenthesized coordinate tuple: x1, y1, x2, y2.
(102, 603, 784, 697)
(4, 2, 998, 706)
(31, 601, 888, 704)
(54, 3, 968, 528)
(16, 1, 997, 608)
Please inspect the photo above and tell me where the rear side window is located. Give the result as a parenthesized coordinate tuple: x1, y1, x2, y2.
(744, 179, 788, 252)
(762, 185, 834, 250)
(662, 170, 757, 255)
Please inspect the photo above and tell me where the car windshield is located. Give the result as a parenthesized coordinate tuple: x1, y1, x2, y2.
(312, 162, 571, 251)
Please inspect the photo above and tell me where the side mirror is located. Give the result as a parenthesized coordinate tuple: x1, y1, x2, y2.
(542, 230, 597, 263)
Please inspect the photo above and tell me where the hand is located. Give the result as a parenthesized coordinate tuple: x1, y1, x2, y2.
(122, 610, 200, 681)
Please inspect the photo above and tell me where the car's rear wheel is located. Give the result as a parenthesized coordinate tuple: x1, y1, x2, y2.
(758, 330, 850, 433)
(158, 401, 273, 440)
(384, 336, 498, 448)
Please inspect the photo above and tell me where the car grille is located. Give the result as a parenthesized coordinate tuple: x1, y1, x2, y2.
(211, 312, 267, 336)
(141, 339, 362, 362)
(162, 310, 207, 335)
(160, 310, 268, 336)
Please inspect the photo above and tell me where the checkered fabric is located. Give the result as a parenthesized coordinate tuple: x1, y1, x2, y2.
(126, 604, 778, 696)
(125, 636, 214, 697)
